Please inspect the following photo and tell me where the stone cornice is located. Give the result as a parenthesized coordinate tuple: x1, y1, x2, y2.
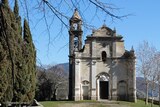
(86, 36, 123, 42)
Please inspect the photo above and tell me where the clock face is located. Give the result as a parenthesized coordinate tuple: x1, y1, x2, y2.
(73, 23, 78, 30)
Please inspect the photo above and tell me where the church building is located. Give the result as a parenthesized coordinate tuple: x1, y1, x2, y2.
(68, 9, 136, 102)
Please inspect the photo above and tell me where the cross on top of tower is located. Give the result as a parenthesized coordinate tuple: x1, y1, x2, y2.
(102, 19, 107, 27)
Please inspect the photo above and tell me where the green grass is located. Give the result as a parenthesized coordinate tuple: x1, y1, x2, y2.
(40, 100, 160, 107)
(40, 101, 62, 107)
(40, 100, 109, 107)
(119, 100, 159, 107)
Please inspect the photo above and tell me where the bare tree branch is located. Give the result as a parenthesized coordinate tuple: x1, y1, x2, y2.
(12, 0, 132, 58)
(42, 0, 69, 28)
(89, 0, 129, 20)
(136, 41, 157, 105)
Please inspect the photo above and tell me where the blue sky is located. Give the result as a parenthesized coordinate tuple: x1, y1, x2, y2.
(20, 0, 160, 65)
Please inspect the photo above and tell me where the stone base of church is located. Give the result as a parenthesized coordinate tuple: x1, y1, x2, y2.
(128, 95, 137, 102)
(73, 96, 81, 101)
(111, 95, 118, 100)
(91, 96, 97, 100)
(91, 89, 97, 100)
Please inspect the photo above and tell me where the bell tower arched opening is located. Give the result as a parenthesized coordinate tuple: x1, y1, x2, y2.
(102, 51, 107, 62)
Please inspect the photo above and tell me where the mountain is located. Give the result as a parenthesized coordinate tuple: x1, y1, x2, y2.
(57, 63, 69, 75)
(136, 77, 159, 98)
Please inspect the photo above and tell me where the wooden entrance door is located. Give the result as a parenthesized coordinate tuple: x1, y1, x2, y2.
(100, 81, 109, 99)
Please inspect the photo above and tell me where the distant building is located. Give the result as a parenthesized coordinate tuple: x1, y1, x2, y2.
(68, 9, 136, 102)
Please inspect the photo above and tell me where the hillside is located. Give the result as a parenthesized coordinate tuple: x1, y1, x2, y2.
(57, 63, 69, 74)
(136, 77, 159, 98)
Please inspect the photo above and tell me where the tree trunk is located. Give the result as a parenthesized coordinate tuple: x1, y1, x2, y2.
(53, 88, 57, 101)
(151, 89, 153, 107)
(159, 84, 160, 107)
(145, 83, 149, 105)
(151, 80, 155, 107)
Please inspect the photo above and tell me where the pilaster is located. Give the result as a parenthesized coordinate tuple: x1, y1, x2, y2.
(128, 58, 137, 102)
(91, 60, 96, 100)
(74, 60, 81, 101)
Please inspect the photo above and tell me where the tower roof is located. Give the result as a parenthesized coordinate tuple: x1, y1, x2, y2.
(70, 9, 81, 21)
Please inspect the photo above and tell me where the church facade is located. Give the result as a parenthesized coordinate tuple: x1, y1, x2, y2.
(68, 10, 136, 102)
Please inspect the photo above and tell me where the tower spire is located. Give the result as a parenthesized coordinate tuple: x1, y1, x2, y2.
(71, 9, 81, 21)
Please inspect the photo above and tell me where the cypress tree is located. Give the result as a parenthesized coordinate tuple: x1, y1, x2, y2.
(0, 0, 15, 103)
(23, 19, 36, 102)
(14, 0, 19, 18)
(24, 19, 33, 44)
(9, 0, 24, 102)
(0, 42, 12, 102)
(0, 0, 36, 103)
(14, 0, 22, 37)
(2, 0, 9, 7)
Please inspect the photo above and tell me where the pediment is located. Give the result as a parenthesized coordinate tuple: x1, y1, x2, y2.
(92, 25, 113, 37)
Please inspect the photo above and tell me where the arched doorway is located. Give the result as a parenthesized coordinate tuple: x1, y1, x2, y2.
(96, 72, 110, 100)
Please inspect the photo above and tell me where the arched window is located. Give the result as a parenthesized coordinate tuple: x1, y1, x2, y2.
(74, 37, 78, 49)
(102, 51, 107, 62)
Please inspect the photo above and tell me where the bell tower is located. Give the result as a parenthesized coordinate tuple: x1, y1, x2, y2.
(69, 9, 83, 54)
(68, 9, 83, 100)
